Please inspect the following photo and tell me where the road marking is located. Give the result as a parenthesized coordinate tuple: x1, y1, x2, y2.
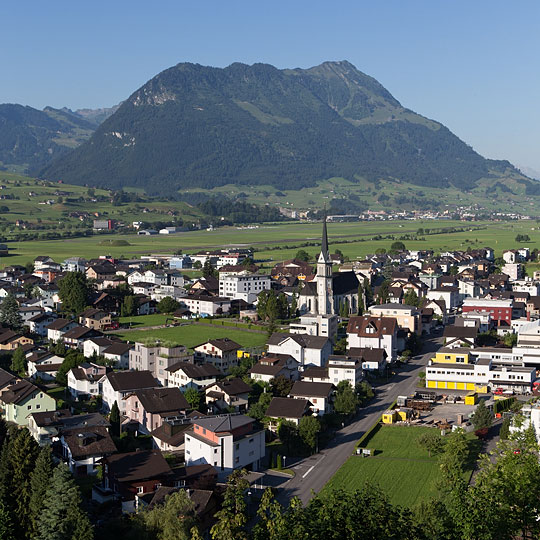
(302, 466, 315, 478)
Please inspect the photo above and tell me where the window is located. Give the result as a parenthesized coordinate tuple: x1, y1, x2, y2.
(36, 404, 41, 410)
(27, 405, 31, 410)
(137, 486, 144, 494)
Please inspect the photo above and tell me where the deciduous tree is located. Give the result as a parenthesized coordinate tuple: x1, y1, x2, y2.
(0, 294, 22, 331)
(298, 416, 320, 453)
(58, 271, 90, 315)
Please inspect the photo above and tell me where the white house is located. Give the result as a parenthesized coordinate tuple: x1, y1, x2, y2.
(346, 316, 398, 362)
(46, 319, 80, 342)
(184, 415, 265, 479)
(301, 354, 363, 387)
(289, 381, 334, 416)
(67, 363, 108, 401)
(166, 361, 221, 390)
(101, 370, 159, 413)
(218, 273, 271, 304)
(266, 333, 332, 368)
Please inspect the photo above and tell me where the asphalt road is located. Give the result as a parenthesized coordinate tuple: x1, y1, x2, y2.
(276, 331, 444, 506)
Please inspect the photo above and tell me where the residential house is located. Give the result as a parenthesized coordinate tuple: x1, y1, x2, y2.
(368, 303, 422, 335)
(62, 257, 87, 273)
(100, 450, 175, 513)
(103, 342, 133, 369)
(83, 336, 117, 358)
(193, 339, 241, 373)
(205, 378, 252, 413)
(0, 330, 34, 351)
(462, 298, 513, 327)
(123, 387, 189, 434)
(248, 354, 300, 383)
(28, 312, 57, 337)
(289, 381, 334, 416)
(265, 397, 312, 431)
(266, 333, 332, 368)
(102, 370, 159, 413)
(185, 415, 265, 479)
(60, 426, 117, 477)
(426, 287, 460, 310)
(347, 316, 398, 361)
(443, 325, 479, 349)
(67, 363, 108, 401)
(348, 347, 387, 374)
(0, 379, 56, 426)
(27, 409, 72, 445)
(63, 326, 102, 350)
(46, 318, 80, 342)
(219, 273, 271, 304)
(27, 352, 63, 381)
(181, 294, 232, 317)
(78, 308, 112, 331)
(166, 362, 221, 391)
(302, 354, 363, 386)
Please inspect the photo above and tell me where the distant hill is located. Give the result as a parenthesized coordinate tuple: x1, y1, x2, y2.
(38, 60, 532, 196)
(0, 104, 95, 173)
(73, 104, 121, 126)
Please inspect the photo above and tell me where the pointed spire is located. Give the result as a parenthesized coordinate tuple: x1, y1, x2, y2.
(320, 215, 330, 262)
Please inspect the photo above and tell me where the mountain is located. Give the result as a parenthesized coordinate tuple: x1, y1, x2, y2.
(74, 104, 121, 126)
(39, 61, 528, 195)
(0, 104, 95, 173)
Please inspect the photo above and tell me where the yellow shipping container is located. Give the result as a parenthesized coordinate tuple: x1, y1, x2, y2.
(382, 410, 396, 424)
(465, 392, 477, 405)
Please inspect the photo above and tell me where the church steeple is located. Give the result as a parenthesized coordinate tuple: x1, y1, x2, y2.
(316, 217, 333, 315)
(318, 216, 330, 263)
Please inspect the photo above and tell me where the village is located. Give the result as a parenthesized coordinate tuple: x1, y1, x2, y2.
(1, 220, 540, 535)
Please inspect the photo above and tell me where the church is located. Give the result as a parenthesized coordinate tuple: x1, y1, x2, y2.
(297, 220, 360, 316)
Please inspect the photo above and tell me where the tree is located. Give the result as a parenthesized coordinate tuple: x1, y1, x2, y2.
(135, 490, 196, 540)
(355, 381, 374, 405)
(252, 488, 288, 540)
(0, 500, 14, 540)
(503, 332, 517, 347)
(37, 463, 93, 540)
(58, 272, 90, 315)
(202, 260, 217, 278)
(184, 387, 201, 410)
(334, 381, 358, 416)
(471, 400, 492, 431)
(10, 347, 26, 376)
(29, 446, 54, 537)
(417, 432, 445, 457)
(121, 295, 137, 317)
(390, 241, 406, 252)
(403, 289, 420, 307)
(157, 296, 180, 314)
(210, 469, 249, 540)
(377, 280, 390, 304)
(357, 282, 364, 315)
(363, 278, 373, 307)
(9, 429, 39, 538)
(0, 294, 23, 331)
(109, 401, 120, 437)
(248, 391, 273, 421)
(270, 375, 293, 397)
(295, 249, 310, 262)
(499, 417, 510, 440)
(298, 416, 320, 453)
(56, 350, 84, 386)
(277, 420, 299, 455)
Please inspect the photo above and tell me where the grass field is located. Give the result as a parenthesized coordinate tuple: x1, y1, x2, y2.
(118, 314, 170, 327)
(113, 322, 268, 350)
(2, 218, 539, 267)
(323, 426, 479, 508)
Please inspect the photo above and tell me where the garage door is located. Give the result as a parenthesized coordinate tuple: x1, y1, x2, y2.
(457, 382, 466, 390)
(466, 383, 475, 391)
(436, 381, 447, 389)
(427, 380, 436, 388)
(447, 382, 457, 390)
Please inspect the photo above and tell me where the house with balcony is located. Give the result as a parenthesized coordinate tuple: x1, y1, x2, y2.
(67, 362, 108, 401)
(101, 370, 159, 413)
(166, 361, 221, 391)
(0, 379, 56, 426)
(204, 378, 252, 413)
(289, 381, 334, 416)
(193, 338, 241, 373)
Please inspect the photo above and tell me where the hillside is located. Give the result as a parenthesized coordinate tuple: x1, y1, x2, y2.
(0, 104, 95, 173)
(38, 60, 530, 196)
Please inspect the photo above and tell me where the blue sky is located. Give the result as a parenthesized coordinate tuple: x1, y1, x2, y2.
(2, 0, 539, 171)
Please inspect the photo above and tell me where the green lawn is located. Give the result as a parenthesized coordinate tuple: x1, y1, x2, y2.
(323, 426, 478, 508)
(113, 323, 268, 350)
(118, 313, 169, 327)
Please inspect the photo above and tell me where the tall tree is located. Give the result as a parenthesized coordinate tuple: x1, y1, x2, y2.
(471, 400, 492, 431)
(37, 463, 93, 540)
(210, 469, 249, 540)
(109, 401, 120, 437)
(184, 387, 201, 410)
(0, 294, 23, 331)
(334, 381, 358, 416)
(56, 350, 85, 386)
(58, 271, 90, 315)
(0, 500, 14, 540)
(298, 416, 321, 453)
(10, 347, 26, 376)
(9, 429, 40, 538)
(29, 446, 54, 538)
(120, 295, 137, 317)
(202, 260, 217, 279)
(157, 296, 180, 314)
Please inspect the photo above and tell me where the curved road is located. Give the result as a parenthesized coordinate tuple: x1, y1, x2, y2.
(276, 331, 443, 506)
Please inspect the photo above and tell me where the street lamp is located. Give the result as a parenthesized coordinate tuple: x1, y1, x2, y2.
(283, 456, 286, 468)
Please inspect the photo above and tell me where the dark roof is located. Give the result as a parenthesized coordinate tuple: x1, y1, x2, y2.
(0, 380, 39, 404)
(59, 413, 110, 430)
(348, 347, 387, 362)
(106, 370, 158, 392)
(62, 426, 117, 459)
(151, 422, 191, 446)
(103, 342, 133, 356)
(302, 366, 329, 379)
(105, 450, 173, 482)
(35, 363, 62, 373)
(28, 312, 56, 323)
(265, 397, 311, 419)
(63, 326, 100, 340)
(290, 381, 333, 398)
(45, 318, 75, 331)
(0, 367, 16, 390)
(443, 326, 478, 339)
(332, 271, 360, 296)
(210, 378, 252, 396)
(132, 387, 189, 414)
(166, 361, 221, 378)
(192, 414, 253, 433)
(30, 409, 72, 427)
